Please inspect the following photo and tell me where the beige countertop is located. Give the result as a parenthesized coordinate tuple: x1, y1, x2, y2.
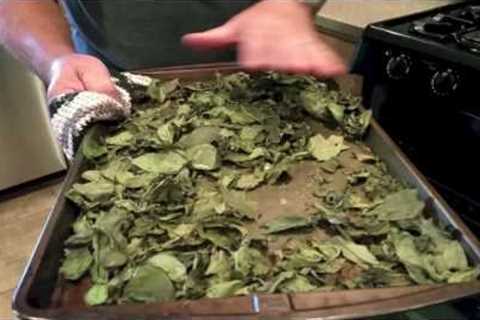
(316, 0, 464, 41)
(0, 182, 62, 319)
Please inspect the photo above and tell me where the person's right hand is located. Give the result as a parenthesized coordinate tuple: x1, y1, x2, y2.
(46, 53, 118, 103)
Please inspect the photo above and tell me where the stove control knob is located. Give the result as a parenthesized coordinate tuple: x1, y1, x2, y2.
(431, 69, 459, 96)
(386, 54, 412, 80)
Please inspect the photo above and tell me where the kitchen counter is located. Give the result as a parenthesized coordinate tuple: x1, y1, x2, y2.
(316, 0, 464, 42)
(0, 183, 62, 319)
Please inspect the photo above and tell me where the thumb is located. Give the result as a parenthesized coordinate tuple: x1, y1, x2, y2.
(182, 23, 237, 50)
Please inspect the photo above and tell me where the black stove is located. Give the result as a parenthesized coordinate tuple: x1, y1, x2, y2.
(353, 1, 480, 238)
(411, 4, 480, 53)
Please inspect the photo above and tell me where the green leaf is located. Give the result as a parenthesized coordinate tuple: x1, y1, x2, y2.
(269, 271, 295, 293)
(60, 247, 93, 280)
(81, 125, 107, 159)
(132, 151, 187, 174)
(65, 215, 93, 245)
(177, 127, 220, 148)
(233, 244, 270, 277)
(205, 250, 232, 279)
(186, 144, 220, 171)
(262, 215, 311, 234)
(366, 189, 425, 221)
(327, 102, 345, 123)
(235, 172, 264, 190)
(448, 268, 480, 283)
(308, 134, 349, 162)
(124, 264, 175, 303)
(279, 275, 317, 293)
(225, 147, 269, 164)
(148, 253, 187, 282)
(147, 78, 180, 103)
(105, 130, 134, 146)
(84, 284, 109, 306)
(200, 228, 238, 250)
(206, 280, 245, 298)
(70, 181, 114, 202)
(157, 122, 176, 145)
(81, 170, 103, 182)
(337, 237, 379, 267)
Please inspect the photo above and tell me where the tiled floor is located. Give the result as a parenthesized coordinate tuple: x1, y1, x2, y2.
(0, 183, 62, 320)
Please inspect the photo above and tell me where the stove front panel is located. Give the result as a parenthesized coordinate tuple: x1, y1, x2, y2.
(355, 32, 480, 236)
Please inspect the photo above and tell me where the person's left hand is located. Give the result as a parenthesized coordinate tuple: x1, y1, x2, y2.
(182, 0, 347, 77)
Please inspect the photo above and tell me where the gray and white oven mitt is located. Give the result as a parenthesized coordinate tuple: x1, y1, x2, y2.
(49, 72, 153, 161)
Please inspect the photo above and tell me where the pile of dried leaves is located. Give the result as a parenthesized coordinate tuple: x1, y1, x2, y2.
(60, 72, 479, 306)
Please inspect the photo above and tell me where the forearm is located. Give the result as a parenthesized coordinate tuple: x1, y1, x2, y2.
(0, 0, 74, 82)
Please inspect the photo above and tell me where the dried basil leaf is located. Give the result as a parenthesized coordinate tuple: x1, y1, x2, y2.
(132, 152, 187, 174)
(60, 71, 477, 305)
(308, 134, 349, 162)
(186, 144, 220, 171)
(124, 264, 175, 303)
(85, 284, 109, 306)
(263, 215, 311, 234)
(60, 248, 93, 280)
(148, 253, 187, 282)
(206, 280, 245, 298)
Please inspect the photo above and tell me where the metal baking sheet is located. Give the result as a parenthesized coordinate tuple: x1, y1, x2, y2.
(12, 64, 480, 320)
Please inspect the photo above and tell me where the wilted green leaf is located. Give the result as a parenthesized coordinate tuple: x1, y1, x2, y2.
(148, 253, 187, 282)
(279, 275, 317, 293)
(148, 78, 180, 103)
(81, 125, 107, 159)
(157, 122, 176, 145)
(106, 130, 134, 146)
(177, 127, 220, 148)
(205, 250, 232, 279)
(308, 134, 349, 162)
(124, 264, 175, 303)
(206, 280, 245, 298)
(60, 247, 93, 280)
(84, 284, 109, 306)
(337, 238, 379, 268)
(62, 71, 477, 304)
(263, 215, 311, 234)
(233, 244, 270, 277)
(235, 172, 264, 190)
(366, 189, 425, 221)
(69, 181, 114, 202)
(132, 151, 187, 174)
(186, 144, 219, 171)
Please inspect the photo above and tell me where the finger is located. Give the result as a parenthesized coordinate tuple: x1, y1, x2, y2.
(47, 68, 86, 102)
(276, 48, 314, 74)
(238, 38, 275, 71)
(79, 64, 119, 100)
(182, 23, 237, 50)
(310, 43, 348, 77)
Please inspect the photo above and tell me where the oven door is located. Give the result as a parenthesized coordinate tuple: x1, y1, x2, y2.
(368, 79, 480, 236)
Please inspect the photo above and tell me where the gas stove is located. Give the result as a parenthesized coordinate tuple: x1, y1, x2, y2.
(412, 4, 480, 52)
(353, 1, 480, 238)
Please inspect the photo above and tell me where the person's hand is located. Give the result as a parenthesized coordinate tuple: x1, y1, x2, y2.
(46, 53, 118, 102)
(182, 0, 347, 77)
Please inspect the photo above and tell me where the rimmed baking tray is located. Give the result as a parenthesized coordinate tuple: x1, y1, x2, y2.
(12, 64, 480, 320)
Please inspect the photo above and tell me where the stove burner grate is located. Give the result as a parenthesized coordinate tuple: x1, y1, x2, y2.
(409, 6, 480, 53)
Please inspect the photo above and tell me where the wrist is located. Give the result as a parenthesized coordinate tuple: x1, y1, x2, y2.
(37, 46, 76, 83)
